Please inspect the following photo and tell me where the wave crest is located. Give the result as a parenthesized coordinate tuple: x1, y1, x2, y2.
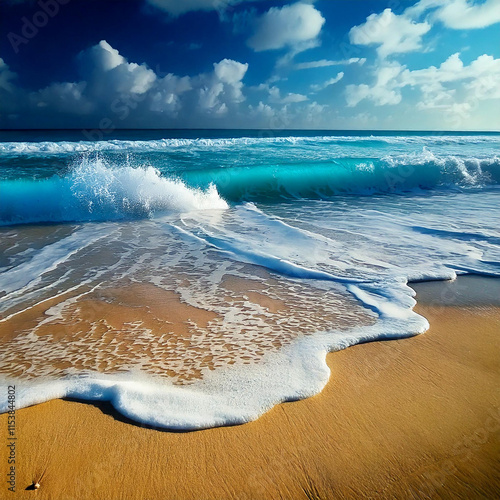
(0, 158, 228, 226)
(1, 134, 499, 155)
(182, 153, 500, 202)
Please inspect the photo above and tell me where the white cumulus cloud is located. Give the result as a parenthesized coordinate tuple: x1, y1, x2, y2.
(199, 58, 248, 111)
(79, 40, 124, 72)
(0, 58, 16, 92)
(247, 2, 325, 52)
(0, 40, 252, 127)
(349, 8, 431, 58)
(79, 40, 157, 98)
(408, 0, 500, 29)
(345, 51, 500, 120)
(213, 58, 248, 84)
(281, 92, 308, 103)
(346, 62, 404, 107)
(31, 82, 93, 115)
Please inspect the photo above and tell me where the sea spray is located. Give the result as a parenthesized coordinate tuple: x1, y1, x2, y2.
(0, 157, 227, 226)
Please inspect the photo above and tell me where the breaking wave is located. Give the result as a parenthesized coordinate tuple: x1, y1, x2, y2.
(0, 157, 227, 226)
(183, 152, 500, 201)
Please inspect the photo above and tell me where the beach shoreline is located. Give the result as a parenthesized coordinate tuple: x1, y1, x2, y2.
(1, 276, 499, 499)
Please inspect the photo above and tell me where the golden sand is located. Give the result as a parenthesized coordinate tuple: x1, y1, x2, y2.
(1, 282, 499, 499)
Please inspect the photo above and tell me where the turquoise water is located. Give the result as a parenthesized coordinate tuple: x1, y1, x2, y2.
(0, 130, 499, 429)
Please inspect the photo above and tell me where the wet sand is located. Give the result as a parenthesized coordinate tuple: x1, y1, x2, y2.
(1, 277, 499, 499)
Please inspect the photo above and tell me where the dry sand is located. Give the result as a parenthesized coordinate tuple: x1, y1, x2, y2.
(1, 277, 499, 499)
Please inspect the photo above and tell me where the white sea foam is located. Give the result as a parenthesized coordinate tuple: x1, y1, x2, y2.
(0, 196, 498, 428)
(0, 134, 499, 155)
(0, 290, 427, 430)
(0, 226, 110, 296)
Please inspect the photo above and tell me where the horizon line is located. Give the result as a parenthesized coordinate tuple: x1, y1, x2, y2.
(0, 128, 499, 134)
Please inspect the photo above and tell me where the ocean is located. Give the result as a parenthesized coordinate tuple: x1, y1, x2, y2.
(0, 129, 499, 430)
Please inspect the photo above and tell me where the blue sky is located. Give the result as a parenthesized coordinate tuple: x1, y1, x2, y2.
(1, 0, 499, 130)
